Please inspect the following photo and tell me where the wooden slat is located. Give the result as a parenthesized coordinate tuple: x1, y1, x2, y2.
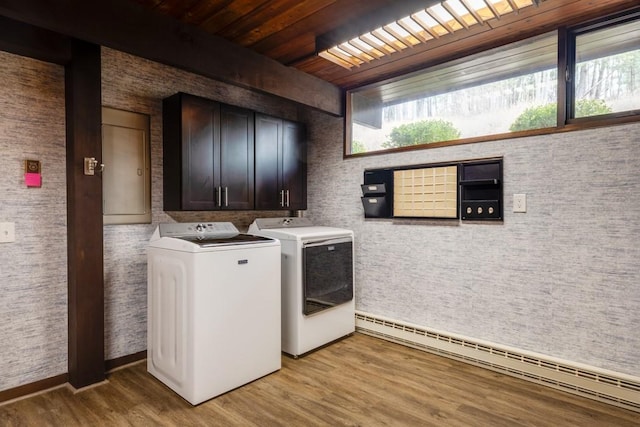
(506, 0, 520, 13)
(460, 0, 487, 25)
(442, 2, 472, 29)
(298, 0, 638, 89)
(426, 9, 456, 34)
(482, 0, 501, 20)
(397, 17, 432, 43)
(338, 42, 374, 63)
(126, 0, 638, 91)
(316, 0, 441, 51)
(350, 39, 386, 59)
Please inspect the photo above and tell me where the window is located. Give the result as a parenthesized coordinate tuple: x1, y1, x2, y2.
(572, 18, 640, 119)
(347, 10, 640, 156)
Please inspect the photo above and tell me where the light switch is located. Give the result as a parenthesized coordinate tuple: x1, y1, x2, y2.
(0, 222, 15, 243)
(513, 194, 527, 213)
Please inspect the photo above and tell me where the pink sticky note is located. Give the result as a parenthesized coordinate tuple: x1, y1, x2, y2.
(25, 172, 42, 188)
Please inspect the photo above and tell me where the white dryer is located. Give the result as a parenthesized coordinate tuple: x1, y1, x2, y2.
(249, 217, 354, 357)
(147, 222, 281, 405)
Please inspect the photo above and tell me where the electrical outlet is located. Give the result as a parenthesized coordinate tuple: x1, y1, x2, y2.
(0, 222, 15, 243)
(513, 194, 527, 213)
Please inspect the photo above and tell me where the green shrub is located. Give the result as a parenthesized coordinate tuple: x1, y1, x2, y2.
(509, 99, 612, 132)
(351, 140, 367, 154)
(383, 119, 461, 148)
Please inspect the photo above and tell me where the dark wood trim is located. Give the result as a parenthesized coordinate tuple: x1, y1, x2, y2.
(0, 0, 342, 116)
(344, 114, 640, 159)
(65, 39, 105, 389)
(0, 351, 146, 404)
(329, 2, 640, 91)
(105, 351, 147, 373)
(0, 15, 70, 64)
(557, 26, 570, 126)
(0, 374, 68, 404)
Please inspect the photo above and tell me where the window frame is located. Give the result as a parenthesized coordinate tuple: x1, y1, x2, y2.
(345, 7, 640, 158)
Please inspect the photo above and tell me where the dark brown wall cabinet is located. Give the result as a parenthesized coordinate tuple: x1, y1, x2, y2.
(163, 93, 255, 210)
(255, 113, 307, 210)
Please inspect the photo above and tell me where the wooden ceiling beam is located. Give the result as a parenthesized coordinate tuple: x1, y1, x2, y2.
(0, 0, 342, 115)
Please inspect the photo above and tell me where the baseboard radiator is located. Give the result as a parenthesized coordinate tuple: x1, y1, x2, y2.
(355, 311, 640, 413)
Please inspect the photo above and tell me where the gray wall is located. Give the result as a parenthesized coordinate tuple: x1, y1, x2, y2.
(303, 108, 640, 377)
(0, 51, 67, 390)
(1, 43, 638, 392)
(101, 47, 302, 361)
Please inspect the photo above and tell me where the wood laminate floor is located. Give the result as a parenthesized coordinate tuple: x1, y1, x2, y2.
(1, 333, 638, 426)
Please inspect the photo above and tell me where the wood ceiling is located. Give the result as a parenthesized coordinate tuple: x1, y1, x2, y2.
(130, 0, 639, 90)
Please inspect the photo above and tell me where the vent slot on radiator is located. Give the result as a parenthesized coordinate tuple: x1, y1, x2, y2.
(355, 312, 640, 413)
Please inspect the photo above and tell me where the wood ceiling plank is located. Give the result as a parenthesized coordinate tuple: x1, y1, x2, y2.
(266, 33, 317, 65)
(0, 0, 342, 115)
(152, 0, 201, 20)
(177, 1, 233, 26)
(298, 0, 638, 89)
(232, 0, 338, 47)
(215, 0, 303, 41)
(199, 0, 271, 34)
(253, 0, 393, 62)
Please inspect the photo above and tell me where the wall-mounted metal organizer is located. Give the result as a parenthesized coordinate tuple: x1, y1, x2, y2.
(361, 169, 393, 218)
(362, 157, 503, 222)
(459, 159, 503, 221)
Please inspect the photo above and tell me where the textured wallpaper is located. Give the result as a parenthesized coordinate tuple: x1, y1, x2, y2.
(303, 107, 640, 378)
(0, 51, 68, 391)
(2, 43, 637, 393)
(101, 48, 301, 360)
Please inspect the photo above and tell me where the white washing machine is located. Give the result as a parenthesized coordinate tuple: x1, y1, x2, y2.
(147, 222, 281, 405)
(249, 217, 354, 357)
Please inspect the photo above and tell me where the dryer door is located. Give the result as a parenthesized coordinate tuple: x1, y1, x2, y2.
(302, 237, 353, 315)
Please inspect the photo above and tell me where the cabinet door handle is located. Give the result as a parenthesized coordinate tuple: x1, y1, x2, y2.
(286, 190, 290, 207)
(280, 190, 285, 207)
(216, 186, 222, 207)
(224, 187, 229, 207)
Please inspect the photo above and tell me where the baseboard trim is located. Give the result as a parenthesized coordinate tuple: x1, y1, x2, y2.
(105, 350, 146, 373)
(355, 311, 640, 413)
(0, 373, 68, 405)
(0, 350, 147, 405)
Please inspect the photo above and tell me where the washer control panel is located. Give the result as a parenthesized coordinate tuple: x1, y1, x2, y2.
(158, 222, 239, 238)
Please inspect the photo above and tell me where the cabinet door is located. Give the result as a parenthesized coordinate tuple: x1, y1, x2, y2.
(255, 114, 282, 210)
(182, 95, 220, 210)
(163, 93, 219, 211)
(282, 120, 307, 210)
(219, 104, 254, 210)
